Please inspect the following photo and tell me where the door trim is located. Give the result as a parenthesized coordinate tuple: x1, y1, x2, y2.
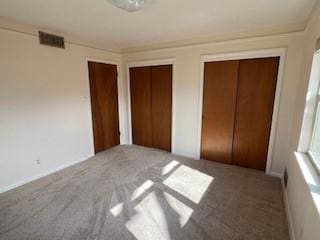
(85, 57, 126, 155)
(126, 58, 176, 153)
(197, 48, 286, 175)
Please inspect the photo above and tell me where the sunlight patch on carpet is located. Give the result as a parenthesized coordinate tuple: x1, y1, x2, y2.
(162, 160, 179, 175)
(131, 180, 154, 201)
(163, 165, 213, 203)
(110, 202, 124, 216)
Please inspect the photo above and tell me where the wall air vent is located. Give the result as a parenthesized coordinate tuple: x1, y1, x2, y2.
(39, 31, 65, 49)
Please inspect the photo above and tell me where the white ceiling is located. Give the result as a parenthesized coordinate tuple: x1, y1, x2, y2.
(0, 0, 318, 51)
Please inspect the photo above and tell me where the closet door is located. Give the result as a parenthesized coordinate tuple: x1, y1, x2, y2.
(201, 60, 239, 164)
(232, 57, 279, 170)
(151, 65, 172, 151)
(130, 67, 153, 147)
(88, 62, 120, 153)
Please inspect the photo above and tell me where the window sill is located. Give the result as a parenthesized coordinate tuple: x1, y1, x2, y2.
(294, 152, 320, 214)
(307, 151, 320, 176)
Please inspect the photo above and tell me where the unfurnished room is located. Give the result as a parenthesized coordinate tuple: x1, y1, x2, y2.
(0, 1, 320, 240)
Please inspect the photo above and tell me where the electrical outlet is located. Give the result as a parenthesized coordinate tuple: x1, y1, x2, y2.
(36, 159, 40, 165)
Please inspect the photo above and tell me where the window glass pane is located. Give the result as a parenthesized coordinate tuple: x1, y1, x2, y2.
(310, 102, 320, 166)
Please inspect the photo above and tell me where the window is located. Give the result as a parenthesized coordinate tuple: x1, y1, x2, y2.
(309, 95, 320, 170)
(307, 48, 320, 172)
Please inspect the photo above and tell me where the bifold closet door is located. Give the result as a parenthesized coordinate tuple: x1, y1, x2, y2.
(201, 60, 239, 164)
(232, 57, 279, 170)
(88, 62, 120, 153)
(130, 65, 172, 151)
(151, 65, 172, 151)
(130, 67, 153, 147)
(200, 57, 279, 171)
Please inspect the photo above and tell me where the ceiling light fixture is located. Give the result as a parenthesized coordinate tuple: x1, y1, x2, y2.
(109, 0, 146, 12)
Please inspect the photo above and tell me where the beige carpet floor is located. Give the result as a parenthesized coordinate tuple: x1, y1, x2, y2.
(0, 145, 289, 240)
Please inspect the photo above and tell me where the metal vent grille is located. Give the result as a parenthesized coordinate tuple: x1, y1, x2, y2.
(39, 31, 65, 49)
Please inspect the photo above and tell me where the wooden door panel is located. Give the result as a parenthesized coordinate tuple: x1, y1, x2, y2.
(151, 65, 172, 151)
(201, 60, 239, 164)
(130, 67, 153, 147)
(88, 62, 120, 153)
(232, 57, 279, 170)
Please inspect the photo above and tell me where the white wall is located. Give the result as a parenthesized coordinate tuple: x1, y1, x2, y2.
(0, 28, 126, 191)
(123, 32, 304, 176)
(284, 3, 320, 240)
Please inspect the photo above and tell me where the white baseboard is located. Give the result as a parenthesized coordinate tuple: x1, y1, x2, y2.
(0, 155, 93, 194)
(282, 181, 296, 240)
(268, 170, 295, 239)
(267, 171, 283, 178)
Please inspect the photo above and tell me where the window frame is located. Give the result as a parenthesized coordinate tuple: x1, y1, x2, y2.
(307, 51, 320, 175)
(307, 151, 320, 175)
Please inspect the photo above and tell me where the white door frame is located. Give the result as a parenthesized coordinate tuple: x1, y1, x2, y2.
(126, 58, 176, 152)
(196, 48, 286, 176)
(85, 57, 126, 154)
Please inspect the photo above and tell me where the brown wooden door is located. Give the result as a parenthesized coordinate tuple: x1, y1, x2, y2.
(130, 66, 153, 147)
(201, 60, 239, 164)
(129, 65, 172, 151)
(88, 61, 120, 153)
(151, 65, 172, 151)
(232, 57, 279, 170)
